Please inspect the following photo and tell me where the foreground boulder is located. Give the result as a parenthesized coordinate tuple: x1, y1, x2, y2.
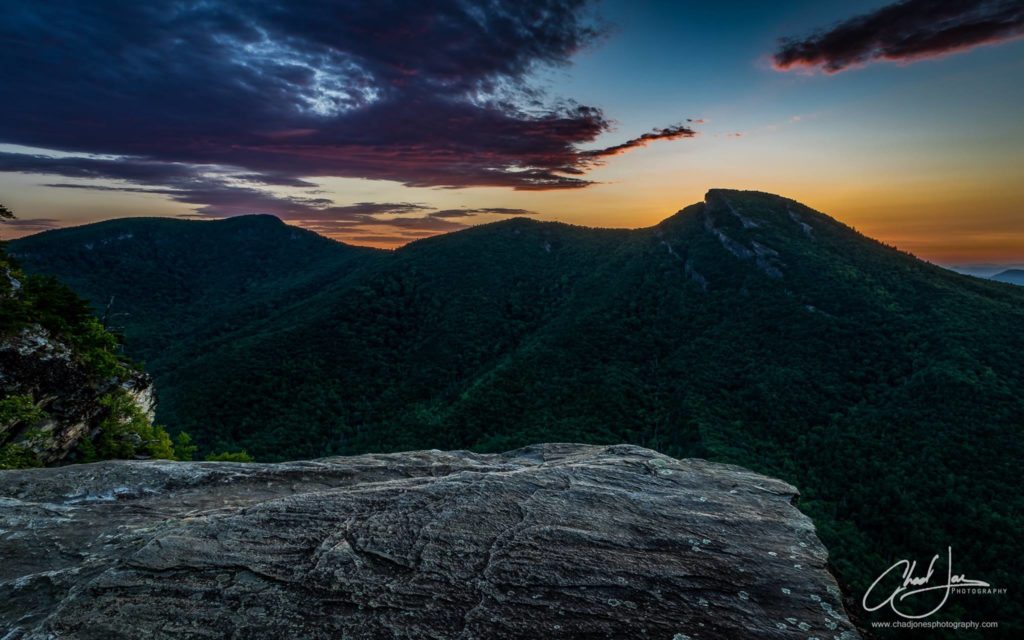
(0, 444, 859, 639)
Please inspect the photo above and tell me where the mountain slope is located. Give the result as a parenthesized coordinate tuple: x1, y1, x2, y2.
(1, 244, 178, 467)
(11, 190, 1024, 630)
(992, 268, 1024, 285)
(11, 215, 382, 390)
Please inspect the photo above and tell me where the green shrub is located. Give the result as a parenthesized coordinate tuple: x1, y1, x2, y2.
(204, 450, 254, 462)
(0, 394, 44, 431)
(0, 443, 42, 469)
(0, 395, 48, 469)
(87, 390, 177, 461)
(173, 431, 198, 461)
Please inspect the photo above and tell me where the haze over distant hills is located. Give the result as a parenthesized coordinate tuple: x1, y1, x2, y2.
(10, 189, 1024, 629)
(991, 269, 1024, 286)
(945, 263, 1024, 278)
(946, 265, 1024, 285)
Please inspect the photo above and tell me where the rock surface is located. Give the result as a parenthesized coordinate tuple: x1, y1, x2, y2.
(0, 444, 860, 639)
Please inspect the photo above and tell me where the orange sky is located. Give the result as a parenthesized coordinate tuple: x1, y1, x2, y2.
(1, 1, 1022, 266)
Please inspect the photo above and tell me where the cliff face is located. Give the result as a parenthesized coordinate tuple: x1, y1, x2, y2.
(1, 254, 157, 467)
(0, 325, 155, 464)
(0, 444, 859, 639)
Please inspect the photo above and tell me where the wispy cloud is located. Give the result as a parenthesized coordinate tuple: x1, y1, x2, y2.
(0, 218, 63, 233)
(582, 125, 697, 158)
(428, 207, 538, 219)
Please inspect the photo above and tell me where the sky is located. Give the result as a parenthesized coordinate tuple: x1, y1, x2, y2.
(0, 0, 1022, 265)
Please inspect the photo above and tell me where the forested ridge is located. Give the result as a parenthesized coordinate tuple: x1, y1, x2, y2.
(11, 189, 1024, 632)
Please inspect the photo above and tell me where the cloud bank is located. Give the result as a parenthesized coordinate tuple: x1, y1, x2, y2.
(773, 0, 1024, 73)
(0, 0, 695, 204)
(0, 150, 536, 238)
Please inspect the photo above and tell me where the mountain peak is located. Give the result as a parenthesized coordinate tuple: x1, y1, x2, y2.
(704, 188, 809, 220)
(696, 189, 851, 242)
(705, 187, 783, 200)
(218, 213, 286, 227)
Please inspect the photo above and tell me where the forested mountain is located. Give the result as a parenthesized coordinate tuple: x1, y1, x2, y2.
(11, 189, 1024, 629)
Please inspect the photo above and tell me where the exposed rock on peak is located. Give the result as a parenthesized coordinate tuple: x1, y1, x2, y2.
(0, 444, 859, 639)
(703, 189, 832, 231)
(697, 192, 788, 280)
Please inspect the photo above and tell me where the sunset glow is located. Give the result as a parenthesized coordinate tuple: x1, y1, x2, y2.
(1, 0, 1021, 267)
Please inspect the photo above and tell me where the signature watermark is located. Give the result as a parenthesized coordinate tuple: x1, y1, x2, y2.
(863, 546, 1006, 623)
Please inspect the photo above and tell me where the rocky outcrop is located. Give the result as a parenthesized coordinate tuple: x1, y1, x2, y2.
(0, 444, 860, 639)
(2, 248, 157, 466)
(702, 191, 786, 280)
(0, 325, 154, 464)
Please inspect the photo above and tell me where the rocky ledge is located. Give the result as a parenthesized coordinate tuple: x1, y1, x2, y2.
(0, 444, 859, 639)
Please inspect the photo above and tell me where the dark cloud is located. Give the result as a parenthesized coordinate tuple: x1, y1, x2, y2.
(0, 153, 198, 184)
(297, 218, 470, 245)
(319, 202, 431, 216)
(376, 216, 468, 231)
(0, 218, 63, 232)
(0, 0, 697, 198)
(42, 183, 175, 194)
(1, 150, 534, 244)
(344, 235, 407, 244)
(235, 174, 319, 188)
(2, 150, 336, 220)
(429, 207, 537, 218)
(583, 125, 697, 158)
(2, 152, 404, 221)
(337, 234, 434, 245)
(477, 207, 538, 215)
(773, 0, 1024, 73)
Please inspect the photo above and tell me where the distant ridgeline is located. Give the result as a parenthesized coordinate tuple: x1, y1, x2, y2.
(11, 190, 1024, 631)
(991, 268, 1024, 286)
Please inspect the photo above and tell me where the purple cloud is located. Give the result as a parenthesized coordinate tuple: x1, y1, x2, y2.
(0, 149, 544, 245)
(582, 125, 697, 158)
(428, 207, 538, 219)
(0, 0, 697, 197)
(0, 218, 63, 233)
(774, 0, 1024, 73)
